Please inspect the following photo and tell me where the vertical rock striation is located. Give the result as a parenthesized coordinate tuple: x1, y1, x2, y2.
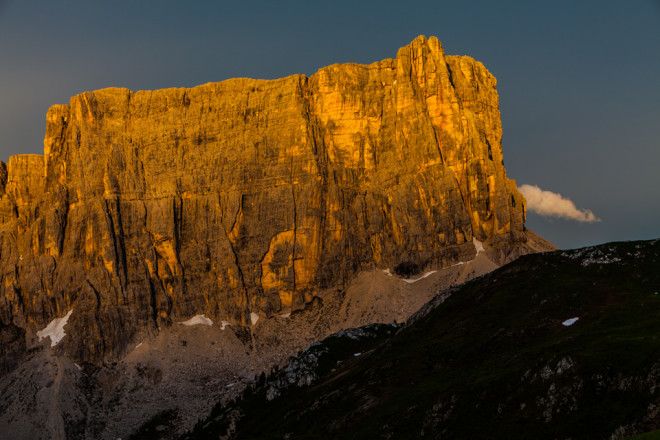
(0, 36, 548, 362)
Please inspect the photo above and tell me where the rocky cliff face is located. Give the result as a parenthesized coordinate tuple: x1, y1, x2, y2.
(0, 35, 545, 363)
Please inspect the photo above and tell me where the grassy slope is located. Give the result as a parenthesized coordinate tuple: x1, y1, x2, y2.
(631, 430, 660, 440)
(189, 239, 660, 440)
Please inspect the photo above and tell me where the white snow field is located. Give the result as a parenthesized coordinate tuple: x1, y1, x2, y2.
(473, 237, 485, 254)
(37, 310, 74, 347)
(179, 314, 214, 326)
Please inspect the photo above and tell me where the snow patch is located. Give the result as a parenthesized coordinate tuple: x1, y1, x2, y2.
(353, 352, 362, 357)
(220, 320, 231, 330)
(473, 237, 485, 254)
(562, 317, 579, 327)
(403, 270, 437, 284)
(561, 247, 622, 266)
(37, 310, 73, 347)
(179, 314, 213, 326)
(581, 253, 621, 266)
(250, 312, 260, 325)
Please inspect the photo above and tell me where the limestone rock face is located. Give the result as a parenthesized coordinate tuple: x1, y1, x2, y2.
(0, 36, 546, 362)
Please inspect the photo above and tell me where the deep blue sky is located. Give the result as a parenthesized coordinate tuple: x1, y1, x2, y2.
(1, 0, 659, 249)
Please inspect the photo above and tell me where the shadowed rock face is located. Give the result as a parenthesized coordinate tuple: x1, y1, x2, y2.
(0, 35, 548, 363)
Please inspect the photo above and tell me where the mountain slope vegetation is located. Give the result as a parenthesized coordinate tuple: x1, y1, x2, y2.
(187, 239, 660, 440)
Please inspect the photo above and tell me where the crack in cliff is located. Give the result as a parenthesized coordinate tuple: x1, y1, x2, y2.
(56, 189, 69, 255)
(85, 280, 107, 355)
(299, 75, 329, 289)
(446, 61, 456, 89)
(12, 285, 25, 319)
(222, 196, 252, 330)
(103, 199, 128, 302)
(289, 156, 298, 296)
(144, 264, 159, 329)
(172, 194, 184, 277)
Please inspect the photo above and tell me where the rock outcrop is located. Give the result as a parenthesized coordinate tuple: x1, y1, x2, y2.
(0, 35, 549, 363)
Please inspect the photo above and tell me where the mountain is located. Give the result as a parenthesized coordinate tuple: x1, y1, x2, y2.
(0, 36, 552, 439)
(0, 35, 548, 363)
(186, 239, 660, 440)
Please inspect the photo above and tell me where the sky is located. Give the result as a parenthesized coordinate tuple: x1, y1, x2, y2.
(0, 0, 658, 249)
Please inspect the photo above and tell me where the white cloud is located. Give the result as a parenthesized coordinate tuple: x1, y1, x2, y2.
(518, 184, 600, 223)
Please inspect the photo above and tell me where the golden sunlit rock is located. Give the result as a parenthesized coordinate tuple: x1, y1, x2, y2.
(0, 35, 550, 362)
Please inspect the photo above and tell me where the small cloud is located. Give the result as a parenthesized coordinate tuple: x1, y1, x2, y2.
(518, 184, 600, 223)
